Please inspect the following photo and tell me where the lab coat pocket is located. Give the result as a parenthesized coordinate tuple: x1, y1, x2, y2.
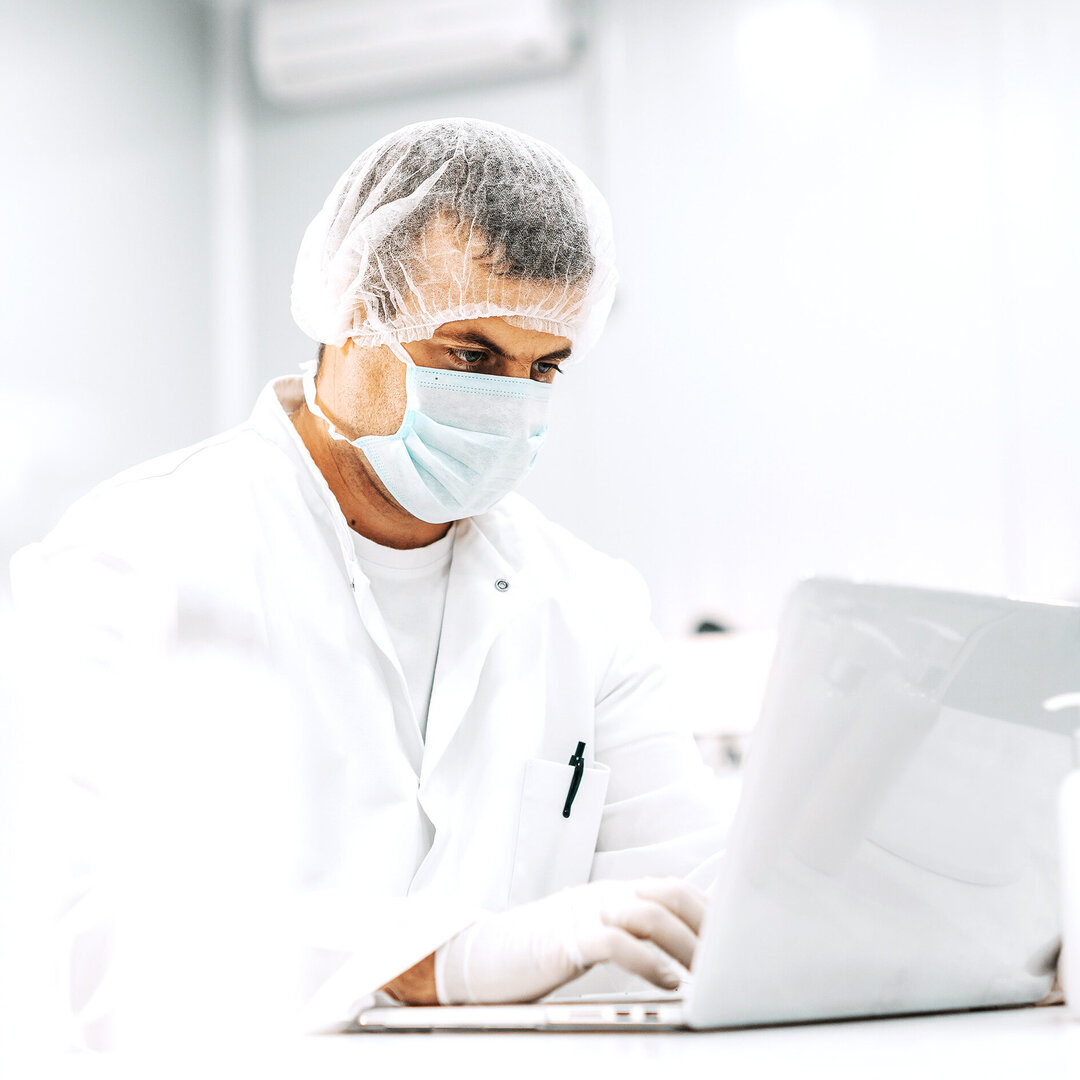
(508, 758, 610, 907)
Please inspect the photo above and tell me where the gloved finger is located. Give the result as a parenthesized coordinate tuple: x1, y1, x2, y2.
(595, 927, 684, 991)
(633, 877, 709, 935)
(611, 898, 698, 970)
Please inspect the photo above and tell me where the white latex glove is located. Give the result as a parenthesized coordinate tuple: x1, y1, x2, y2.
(434, 877, 707, 1005)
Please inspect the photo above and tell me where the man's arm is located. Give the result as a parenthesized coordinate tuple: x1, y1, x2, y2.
(590, 560, 730, 887)
(381, 952, 437, 1004)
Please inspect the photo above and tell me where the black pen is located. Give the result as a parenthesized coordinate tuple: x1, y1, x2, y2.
(563, 741, 586, 818)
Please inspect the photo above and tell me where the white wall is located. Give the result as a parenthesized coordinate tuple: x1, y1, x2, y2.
(0, 0, 214, 577)
(248, 0, 1080, 634)
(4, 0, 1078, 637)
(0, 0, 215, 1046)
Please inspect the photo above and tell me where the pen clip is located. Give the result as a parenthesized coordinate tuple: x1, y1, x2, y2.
(563, 741, 586, 818)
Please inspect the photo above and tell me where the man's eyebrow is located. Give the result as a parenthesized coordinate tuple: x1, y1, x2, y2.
(439, 329, 572, 362)
(537, 346, 573, 362)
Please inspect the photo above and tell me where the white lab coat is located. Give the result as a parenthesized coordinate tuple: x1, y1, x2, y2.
(9, 377, 725, 1045)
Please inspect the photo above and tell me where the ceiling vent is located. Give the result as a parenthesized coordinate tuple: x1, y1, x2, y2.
(252, 0, 579, 106)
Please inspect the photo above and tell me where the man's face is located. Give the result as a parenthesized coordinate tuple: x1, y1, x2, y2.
(295, 215, 592, 536)
(305, 317, 569, 528)
(314, 216, 576, 441)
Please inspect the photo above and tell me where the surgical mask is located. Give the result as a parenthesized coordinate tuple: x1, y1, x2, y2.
(301, 347, 552, 524)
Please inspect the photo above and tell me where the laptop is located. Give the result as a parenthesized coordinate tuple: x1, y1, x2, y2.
(358, 578, 1080, 1031)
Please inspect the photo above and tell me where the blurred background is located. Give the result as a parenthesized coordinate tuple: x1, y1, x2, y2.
(4, 0, 1080, 638)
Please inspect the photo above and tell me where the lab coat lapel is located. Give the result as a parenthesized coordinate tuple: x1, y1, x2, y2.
(420, 515, 539, 790)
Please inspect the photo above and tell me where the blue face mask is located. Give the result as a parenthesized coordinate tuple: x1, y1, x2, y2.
(302, 359, 552, 524)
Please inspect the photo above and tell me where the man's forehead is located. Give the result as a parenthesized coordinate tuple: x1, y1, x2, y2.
(400, 214, 587, 326)
(416, 214, 490, 265)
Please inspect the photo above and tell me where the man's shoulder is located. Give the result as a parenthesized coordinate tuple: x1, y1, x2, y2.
(39, 422, 288, 552)
(101, 423, 271, 491)
(69, 377, 305, 520)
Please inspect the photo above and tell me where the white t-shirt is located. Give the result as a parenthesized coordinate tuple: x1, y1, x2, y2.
(350, 524, 456, 739)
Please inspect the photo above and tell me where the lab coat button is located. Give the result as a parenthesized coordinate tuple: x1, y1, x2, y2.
(495, 578, 510, 592)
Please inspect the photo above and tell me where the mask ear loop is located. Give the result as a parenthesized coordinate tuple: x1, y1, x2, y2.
(300, 355, 354, 445)
(301, 339, 416, 445)
(386, 339, 421, 420)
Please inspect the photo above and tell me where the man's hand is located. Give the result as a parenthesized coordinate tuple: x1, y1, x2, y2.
(435, 877, 706, 1005)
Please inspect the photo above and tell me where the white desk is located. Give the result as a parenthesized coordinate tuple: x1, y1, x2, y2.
(320, 1007, 1077, 1078)
(18, 1004, 1079, 1078)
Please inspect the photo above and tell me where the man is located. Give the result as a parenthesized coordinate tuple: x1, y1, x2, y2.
(11, 119, 725, 1045)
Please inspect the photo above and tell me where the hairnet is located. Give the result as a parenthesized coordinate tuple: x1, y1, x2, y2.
(290, 118, 617, 362)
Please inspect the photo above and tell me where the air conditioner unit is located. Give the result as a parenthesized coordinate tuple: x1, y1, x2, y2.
(252, 0, 579, 106)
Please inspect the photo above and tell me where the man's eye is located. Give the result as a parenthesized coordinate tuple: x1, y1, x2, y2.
(535, 361, 562, 377)
(450, 348, 486, 365)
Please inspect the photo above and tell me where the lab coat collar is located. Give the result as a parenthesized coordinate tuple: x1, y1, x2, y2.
(250, 379, 419, 761)
(251, 377, 359, 573)
(250, 377, 549, 793)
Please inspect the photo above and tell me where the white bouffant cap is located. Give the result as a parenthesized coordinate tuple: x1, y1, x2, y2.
(290, 118, 617, 362)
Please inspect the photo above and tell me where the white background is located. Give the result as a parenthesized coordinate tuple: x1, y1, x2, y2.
(4, 0, 1080, 637)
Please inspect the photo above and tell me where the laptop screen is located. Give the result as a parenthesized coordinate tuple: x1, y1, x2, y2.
(687, 579, 1080, 1029)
